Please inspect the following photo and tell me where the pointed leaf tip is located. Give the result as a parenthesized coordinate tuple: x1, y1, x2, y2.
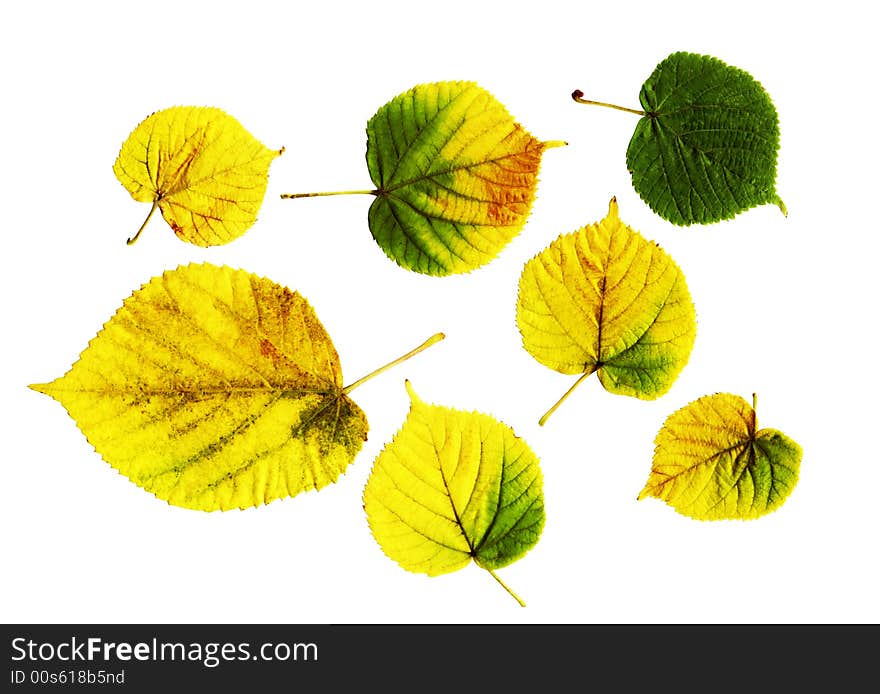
(35, 263, 369, 512)
(404, 379, 421, 404)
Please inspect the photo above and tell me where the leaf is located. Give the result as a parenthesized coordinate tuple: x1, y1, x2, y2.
(574, 52, 784, 225)
(639, 393, 802, 520)
(30, 263, 444, 511)
(363, 382, 544, 606)
(114, 106, 283, 246)
(517, 198, 696, 424)
(283, 81, 565, 276)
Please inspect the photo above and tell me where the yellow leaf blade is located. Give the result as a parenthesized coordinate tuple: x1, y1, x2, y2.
(363, 383, 544, 591)
(113, 107, 283, 246)
(640, 393, 802, 520)
(31, 263, 367, 511)
(517, 198, 696, 421)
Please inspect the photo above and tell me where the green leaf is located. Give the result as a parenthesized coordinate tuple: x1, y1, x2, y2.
(630, 52, 784, 224)
(639, 393, 802, 520)
(363, 381, 545, 605)
(575, 52, 784, 225)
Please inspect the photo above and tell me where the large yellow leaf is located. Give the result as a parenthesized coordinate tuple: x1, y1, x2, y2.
(364, 382, 544, 606)
(639, 393, 802, 520)
(30, 263, 443, 511)
(114, 106, 283, 246)
(517, 198, 696, 424)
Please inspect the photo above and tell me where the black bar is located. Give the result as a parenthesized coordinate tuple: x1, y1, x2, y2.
(2, 624, 875, 689)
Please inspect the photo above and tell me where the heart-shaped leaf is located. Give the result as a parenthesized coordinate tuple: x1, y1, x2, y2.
(517, 198, 696, 424)
(284, 81, 564, 276)
(364, 382, 544, 605)
(31, 263, 443, 511)
(114, 106, 283, 245)
(574, 52, 784, 225)
(639, 393, 802, 520)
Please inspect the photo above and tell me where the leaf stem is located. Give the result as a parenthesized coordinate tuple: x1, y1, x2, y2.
(539, 369, 594, 426)
(280, 189, 378, 199)
(571, 90, 646, 116)
(342, 333, 445, 394)
(127, 199, 159, 245)
(486, 568, 526, 607)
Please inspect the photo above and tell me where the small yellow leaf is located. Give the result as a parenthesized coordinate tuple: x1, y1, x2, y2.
(31, 263, 368, 511)
(364, 382, 544, 606)
(517, 198, 696, 424)
(113, 106, 283, 246)
(640, 393, 802, 520)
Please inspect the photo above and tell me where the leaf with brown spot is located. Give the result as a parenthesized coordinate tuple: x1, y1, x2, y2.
(31, 263, 444, 511)
(114, 106, 283, 246)
(282, 81, 565, 276)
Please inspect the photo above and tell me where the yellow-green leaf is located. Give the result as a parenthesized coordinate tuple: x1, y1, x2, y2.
(517, 198, 697, 424)
(283, 81, 564, 276)
(363, 382, 544, 606)
(30, 263, 443, 511)
(639, 393, 802, 520)
(114, 106, 283, 246)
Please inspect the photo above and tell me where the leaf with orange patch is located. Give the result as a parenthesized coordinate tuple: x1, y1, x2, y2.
(283, 82, 565, 276)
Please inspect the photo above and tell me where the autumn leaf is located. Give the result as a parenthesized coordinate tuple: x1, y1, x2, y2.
(282, 81, 565, 276)
(517, 198, 696, 425)
(639, 393, 802, 520)
(30, 263, 443, 511)
(114, 106, 283, 246)
(363, 382, 544, 606)
(573, 52, 784, 225)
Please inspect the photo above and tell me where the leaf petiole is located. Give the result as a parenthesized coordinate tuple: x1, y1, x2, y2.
(342, 332, 445, 394)
(571, 90, 647, 116)
(280, 189, 377, 199)
(127, 198, 159, 245)
(538, 369, 595, 426)
(486, 568, 526, 608)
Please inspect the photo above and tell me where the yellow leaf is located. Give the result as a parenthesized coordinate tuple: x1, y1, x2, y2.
(364, 382, 544, 606)
(113, 106, 283, 246)
(639, 393, 802, 520)
(516, 198, 696, 424)
(30, 263, 444, 511)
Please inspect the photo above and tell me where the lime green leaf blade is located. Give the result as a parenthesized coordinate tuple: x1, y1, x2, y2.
(366, 81, 563, 276)
(639, 393, 802, 520)
(517, 198, 697, 423)
(626, 52, 784, 225)
(30, 263, 368, 511)
(363, 382, 544, 604)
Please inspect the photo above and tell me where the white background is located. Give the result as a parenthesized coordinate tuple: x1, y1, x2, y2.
(2, 1, 877, 624)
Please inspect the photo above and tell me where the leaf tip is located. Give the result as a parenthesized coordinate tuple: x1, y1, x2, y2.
(543, 140, 568, 150)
